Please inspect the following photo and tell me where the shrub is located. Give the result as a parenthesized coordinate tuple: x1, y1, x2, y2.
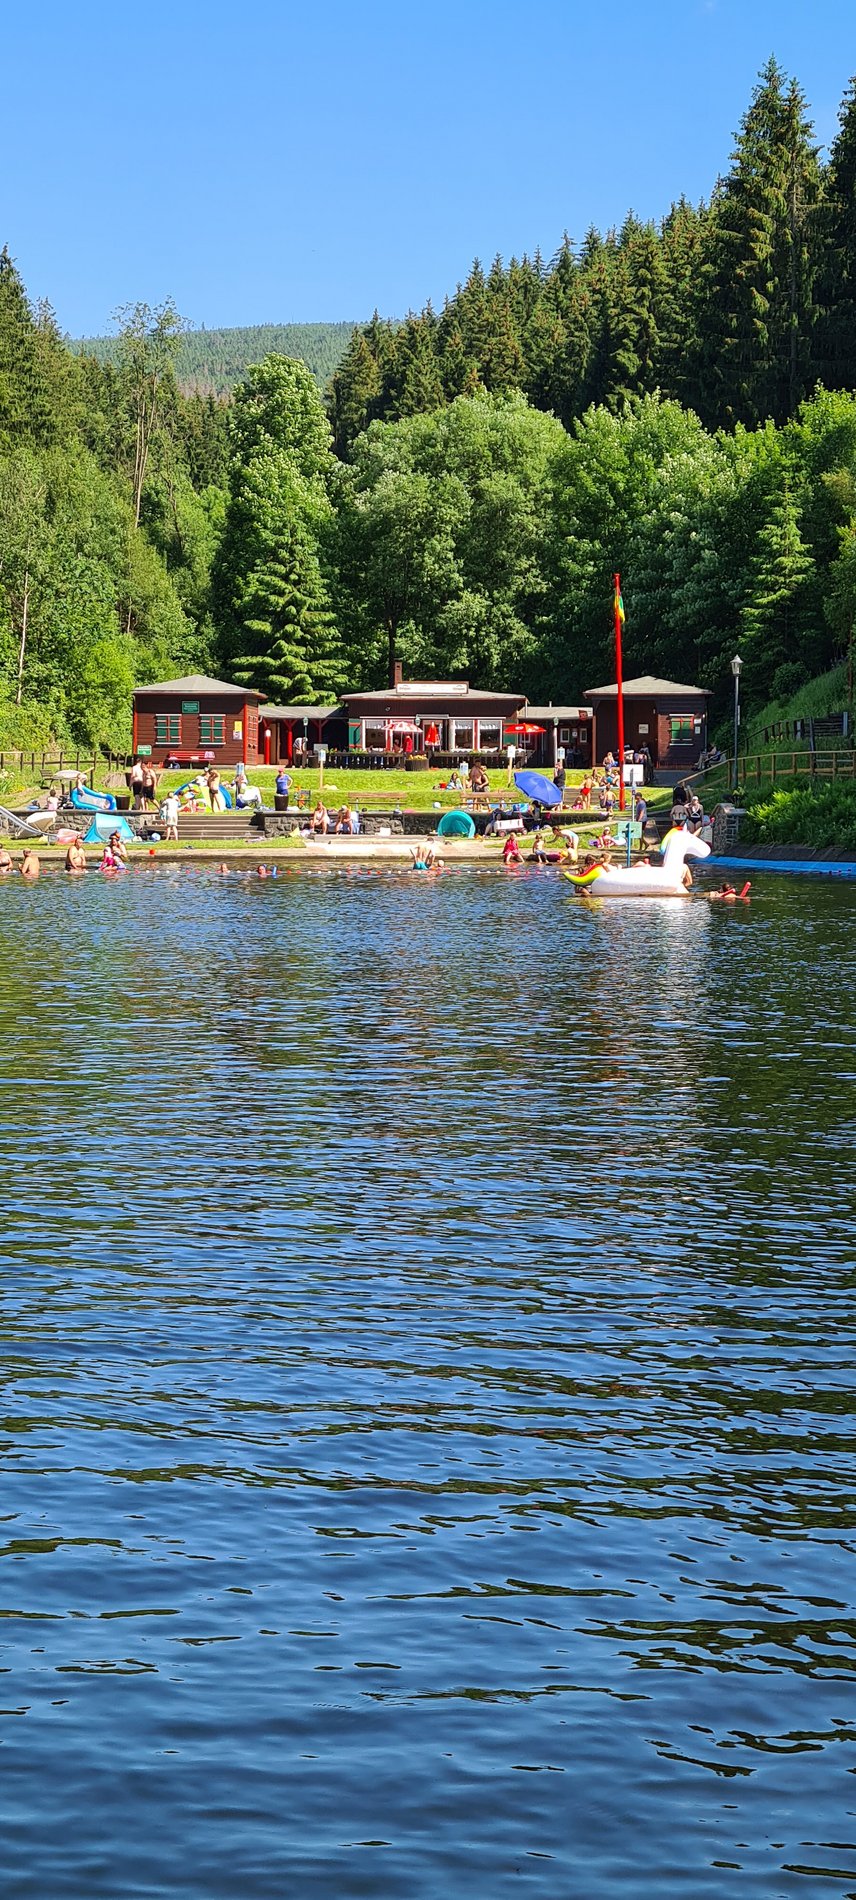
(741, 780, 856, 849)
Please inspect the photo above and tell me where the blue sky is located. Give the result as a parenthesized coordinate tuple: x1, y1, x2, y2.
(3, 0, 854, 337)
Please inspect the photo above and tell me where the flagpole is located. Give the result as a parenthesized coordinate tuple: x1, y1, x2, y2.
(614, 571, 626, 811)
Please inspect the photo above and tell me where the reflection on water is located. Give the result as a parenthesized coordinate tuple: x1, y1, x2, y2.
(1, 866, 855, 1897)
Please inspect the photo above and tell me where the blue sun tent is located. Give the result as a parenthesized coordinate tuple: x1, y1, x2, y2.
(437, 810, 476, 839)
(82, 813, 136, 845)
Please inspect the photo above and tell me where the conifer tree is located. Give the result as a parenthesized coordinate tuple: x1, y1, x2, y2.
(232, 519, 345, 703)
(698, 60, 821, 428)
(327, 327, 383, 457)
(815, 77, 856, 390)
(741, 478, 816, 688)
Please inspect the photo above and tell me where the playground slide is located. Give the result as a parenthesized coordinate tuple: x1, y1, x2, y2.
(70, 787, 117, 814)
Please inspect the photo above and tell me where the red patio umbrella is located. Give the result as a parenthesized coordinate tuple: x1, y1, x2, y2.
(504, 721, 545, 735)
(390, 720, 421, 733)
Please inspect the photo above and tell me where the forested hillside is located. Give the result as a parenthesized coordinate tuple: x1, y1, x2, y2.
(4, 57, 856, 758)
(74, 322, 357, 396)
(329, 59, 856, 453)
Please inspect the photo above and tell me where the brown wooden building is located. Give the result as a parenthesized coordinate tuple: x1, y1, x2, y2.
(585, 675, 709, 771)
(522, 704, 593, 768)
(132, 675, 265, 767)
(261, 704, 347, 763)
(343, 668, 525, 754)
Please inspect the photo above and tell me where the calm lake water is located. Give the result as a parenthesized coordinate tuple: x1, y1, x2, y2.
(1, 864, 855, 1899)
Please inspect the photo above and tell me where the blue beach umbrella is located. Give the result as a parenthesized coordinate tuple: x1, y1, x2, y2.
(513, 770, 563, 807)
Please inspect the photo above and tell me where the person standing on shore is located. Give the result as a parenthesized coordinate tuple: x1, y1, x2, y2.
(275, 765, 291, 808)
(162, 792, 179, 842)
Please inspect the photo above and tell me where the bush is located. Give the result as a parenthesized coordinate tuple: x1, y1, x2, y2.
(741, 780, 856, 849)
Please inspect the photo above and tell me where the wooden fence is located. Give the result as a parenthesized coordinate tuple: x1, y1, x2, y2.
(733, 749, 856, 786)
(0, 751, 130, 779)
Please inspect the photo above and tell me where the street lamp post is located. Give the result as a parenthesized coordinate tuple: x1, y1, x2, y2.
(731, 655, 743, 793)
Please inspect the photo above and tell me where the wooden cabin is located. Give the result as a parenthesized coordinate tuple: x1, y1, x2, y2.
(132, 675, 264, 767)
(261, 704, 347, 763)
(585, 676, 710, 771)
(343, 666, 525, 756)
(520, 705, 593, 769)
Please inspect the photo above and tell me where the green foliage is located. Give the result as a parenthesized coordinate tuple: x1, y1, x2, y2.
(741, 780, 856, 848)
(233, 522, 346, 703)
(333, 392, 566, 688)
(213, 355, 345, 696)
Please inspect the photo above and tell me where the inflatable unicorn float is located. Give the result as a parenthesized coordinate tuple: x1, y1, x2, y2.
(564, 825, 711, 897)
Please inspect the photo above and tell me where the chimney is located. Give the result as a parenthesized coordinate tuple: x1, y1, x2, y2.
(392, 658, 403, 689)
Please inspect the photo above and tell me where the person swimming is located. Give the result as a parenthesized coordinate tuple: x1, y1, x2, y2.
(709, 881, 751, 901)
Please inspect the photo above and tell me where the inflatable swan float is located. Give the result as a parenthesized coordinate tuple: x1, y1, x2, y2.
(564, 825, 711, 896)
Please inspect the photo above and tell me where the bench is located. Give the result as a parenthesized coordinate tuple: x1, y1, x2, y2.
(162, 752, 216, 769)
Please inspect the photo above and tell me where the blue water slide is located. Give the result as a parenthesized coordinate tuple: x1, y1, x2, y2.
(70, 786, 117, 813)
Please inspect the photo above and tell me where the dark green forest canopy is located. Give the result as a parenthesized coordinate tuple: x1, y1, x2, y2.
(73, 322, 360, 396)
(4, 58, 856, 756)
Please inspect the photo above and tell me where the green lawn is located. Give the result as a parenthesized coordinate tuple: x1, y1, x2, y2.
(111, 765, 674, 814)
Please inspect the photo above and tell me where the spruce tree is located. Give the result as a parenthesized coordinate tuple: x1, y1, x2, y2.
(815, 77, 856, 390)
(698, 60, 821, 428)
(327, 326, 384, 458)
(232, 519, 345, 703)
(741, 478, 816, 688)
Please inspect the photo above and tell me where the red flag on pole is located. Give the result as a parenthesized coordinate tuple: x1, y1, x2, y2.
(613, 574, 626, 811)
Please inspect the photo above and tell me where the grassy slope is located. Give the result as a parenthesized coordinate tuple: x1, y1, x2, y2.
(743, 662, 850, 756)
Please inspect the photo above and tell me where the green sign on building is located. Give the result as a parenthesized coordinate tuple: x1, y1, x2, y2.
(182, 699, 200, 714)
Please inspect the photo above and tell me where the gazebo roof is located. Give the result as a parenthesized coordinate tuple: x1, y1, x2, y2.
(585, 675, 710, 700)
(133, 674, 263, 701)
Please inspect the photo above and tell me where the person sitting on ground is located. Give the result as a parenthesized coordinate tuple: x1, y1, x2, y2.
(232, 767, 263, 809)
(446, 767, 465, 791)
(529, 830, 552, 864)
(21, 848, 40, 879)
(502, 832, 522, 864)
(347, 805, 360, 836)
(333, 804, 352, 834)
(311, 802, 329, 834)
